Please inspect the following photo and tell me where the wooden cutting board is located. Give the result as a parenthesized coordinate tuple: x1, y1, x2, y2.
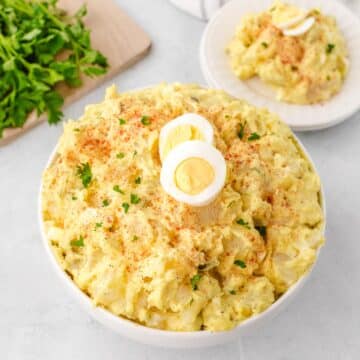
(0, 0, 151, 146)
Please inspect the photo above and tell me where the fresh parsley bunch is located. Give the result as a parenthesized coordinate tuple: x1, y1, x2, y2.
(0, 0, 108, 137)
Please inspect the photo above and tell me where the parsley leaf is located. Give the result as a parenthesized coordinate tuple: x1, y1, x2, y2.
(130, 194, 140, 204)
(95, 222, 102, 230)
(122, 202, 130, 214)
(326, 43, 335, 54)
(102, 199, 110, 207)
(71, 236, 84, 247)
(113, 185, 124, 194)
(140, 115, 151, 125)
(76, 163, 92, 188)
(119, 118, 126, 125)
(234, 260, 246, 268)
(135, 177, 141, 184)
(238, 122, 246, 139)
(236, 218, 250, 229)
(261, 42, 268, 48)
(190, 274, 202, 290)
(229, 290, 236, 295)
(0, 0, 108, 137)
(116, 152, 125, 159)
(248, 132, 261, 141)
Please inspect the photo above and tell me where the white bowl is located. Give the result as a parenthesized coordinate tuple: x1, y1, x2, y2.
(200, 0, 360, 131)
(38, 98, 326, 349)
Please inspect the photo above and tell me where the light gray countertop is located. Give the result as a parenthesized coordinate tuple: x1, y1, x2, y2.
(1, 1, 359, 359)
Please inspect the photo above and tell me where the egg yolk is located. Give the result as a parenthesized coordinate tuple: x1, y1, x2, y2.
(162, 125, 204, 160)
(174, 157, 215, 195)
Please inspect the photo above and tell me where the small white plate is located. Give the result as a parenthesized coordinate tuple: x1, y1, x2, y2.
(200, 0, 360, 131)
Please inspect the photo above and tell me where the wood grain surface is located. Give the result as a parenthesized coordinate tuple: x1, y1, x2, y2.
(0, 0, 151, 145)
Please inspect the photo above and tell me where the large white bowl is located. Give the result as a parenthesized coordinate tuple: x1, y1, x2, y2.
(38, 92, 326, 348)
(200, 0, 360, 131)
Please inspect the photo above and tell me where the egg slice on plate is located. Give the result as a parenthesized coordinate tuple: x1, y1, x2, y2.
(159, 113, 214, 162)
(160, 140, 226, 207)
(271, 2, 308, 30)
(283, 17, 315, 37)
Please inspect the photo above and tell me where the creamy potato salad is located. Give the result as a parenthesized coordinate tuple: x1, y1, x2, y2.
(226, 1, 348, 104)
(41, 84, 324, 331)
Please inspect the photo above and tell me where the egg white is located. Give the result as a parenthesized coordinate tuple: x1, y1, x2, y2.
(160, 140, 226, 207)
(159, 113, 214, 161)
(275, 12, 308, 30)
(282, 17, 315, 37)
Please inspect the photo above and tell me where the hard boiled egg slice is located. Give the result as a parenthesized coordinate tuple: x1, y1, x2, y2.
(160, 141, 226, 207)
(271, 3, 308, 30)
(283, 17, 315, 37)
(159, 113, 214, 162)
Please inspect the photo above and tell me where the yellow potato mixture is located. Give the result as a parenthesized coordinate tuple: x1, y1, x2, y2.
(41, 83, 324, 331)
(226, 1, 348, 104)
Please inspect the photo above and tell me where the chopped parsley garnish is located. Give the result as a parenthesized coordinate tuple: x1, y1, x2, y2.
(130, 193, 141, 204)
(116, 152, 125, 159)
(140, 115, 151, 125)
(71, 195, 77, 201)
(261, 42, 268, 48)
(326, 43, 335, 54)
(133, 150, 138, 157)
(234, 260, 246, 269)
(76, 163, 92, 188)
(236, 218, 250, 229)
(255, 225, 267, 237)
(191, 274, 202, 290)
(102, 199, 110, 207)
(95, 222, 102, 229)
(135, 177, 142, 184)
(191, 96, 199, 103)
(113, 185, 124, 194)
(122, 202, 130, 214)
(248, 132, 261, 141)
(327, 75, 331, 81)
(132, 235, 138, 241)
(229, 290, 236, 295)
(237, 122, 246, 139)
(119, 118, 126, 125)
(227, 200, 235, 208)
(73, 128, 80, 132)
(71, 236, 84, 247)
(198, 264, 207, 270)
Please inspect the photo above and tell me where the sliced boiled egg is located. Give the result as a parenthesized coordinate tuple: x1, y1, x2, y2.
(282, 17, 315, 37)
(159, 113, 214, 162)
(160, 141, 226, 207)
(271, 2, 308, 30)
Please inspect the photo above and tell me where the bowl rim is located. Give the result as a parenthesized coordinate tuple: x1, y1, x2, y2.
(38, 85, 326, 340)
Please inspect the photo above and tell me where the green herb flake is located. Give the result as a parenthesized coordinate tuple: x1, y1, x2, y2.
(113, 185, 124, 194)
(229, 290, 236, 295)
(130, 193, 141, 204)
(198, 264, 207, 270)
(76, 163, 92, 188)
(236, 218, 250, 229)
(132, 235, 138, 241)
(255, 225, 267, 237)
(71, 236, 84, 247)
(227, 200, 236, 208)
(71, 195, 77, 201)
(237, 122, 246, 139)
(140, 115, 151, 126)
(122, 202, 130, 214)
(261, 42, 268, 48)
(95, 222, 103, 230)
(135, 177, 142, 184)
(234, 260, 246, 269)
(248, 132, 261, 141)
(102, 199, 110, 207)
(119, 118, 126, 125)
(190, 274, 202, 290)
(327, 75, 331, 81)
(133, 150, 138, 157)
(326, 43, 335, 54)
(116, 152, 125, 159)
(73, 128, 80, 132)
